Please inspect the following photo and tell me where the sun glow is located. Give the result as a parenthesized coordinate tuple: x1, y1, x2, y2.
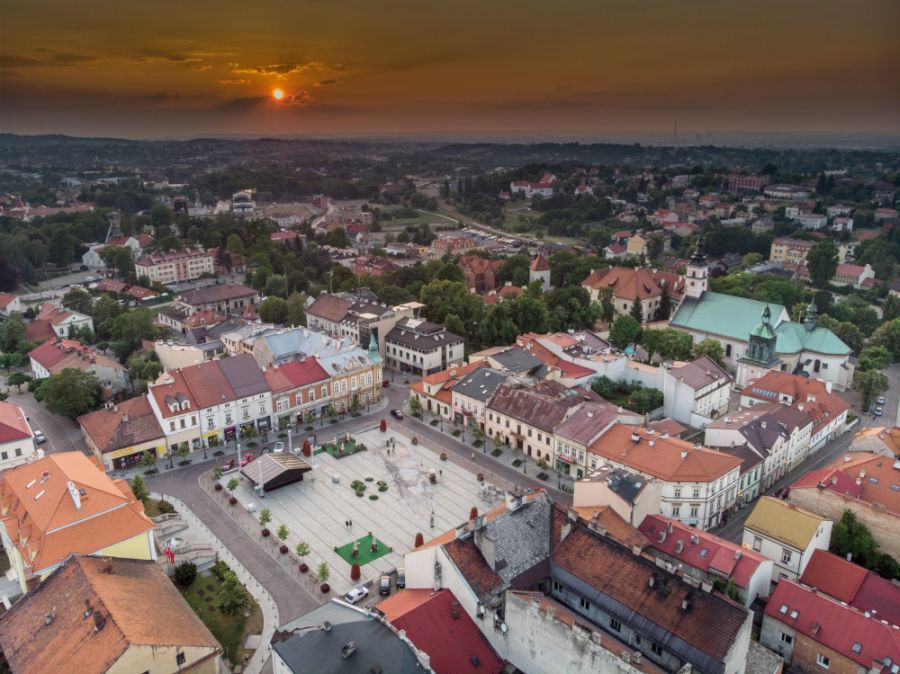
(272, 88, 285, 101)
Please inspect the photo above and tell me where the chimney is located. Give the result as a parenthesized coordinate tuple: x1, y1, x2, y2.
(66, 481, 82, 510)
(451, 601, 461, 620)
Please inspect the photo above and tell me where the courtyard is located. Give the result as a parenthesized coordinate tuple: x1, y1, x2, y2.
(221, 425, 507, 594)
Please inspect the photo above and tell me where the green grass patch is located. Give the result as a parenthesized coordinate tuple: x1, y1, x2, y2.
(334, 533, 393, 566)
(451, 429, 462, 437)
(180, 573, 262, 665)
(491, 448, 503, 457)
(315, 438, 364, 458)
(512, 458, 523, 467)
(369, 494, 379, 500)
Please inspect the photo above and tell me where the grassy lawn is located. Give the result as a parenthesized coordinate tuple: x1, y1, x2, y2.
(141, 498, 175, 519)
(315, 438, 364, 459)
(334, 533, 392, 566)
(180, 573, 262, 666)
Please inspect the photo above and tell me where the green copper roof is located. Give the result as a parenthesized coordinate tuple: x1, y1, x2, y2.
(670, 292, 787, 342)
(775, 322, 850, 356)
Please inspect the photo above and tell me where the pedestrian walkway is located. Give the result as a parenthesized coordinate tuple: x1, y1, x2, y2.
(150, 490, 279, 674)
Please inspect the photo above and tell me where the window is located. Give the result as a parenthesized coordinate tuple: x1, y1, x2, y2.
(816, 654, 829, 669)
(753, 537, 762, 552)
(689, 504, 699, 518)
(176, 652, 186, 666)
(321, 386, 327, 398)
(778, 604, 788, 614)
(552, 580, 562, 593)
(781, 549, 793, 564)
(851, 643, 862, 654)
(225, 413, 232, 424)
(780, 633, 793, 645)
(207, 417, 214, 430)
(14, 448, 21, 457)
(179, 419, 185, 429)
(309, 389, 316, 402)
(672, 505, 681, 517)
(0, 451, 6, 460)
(579, 597, 589, 610)
(609, 617, 621, 632)
(651, 643, 663, 656)
(692, 488, 700, 498)
(674, 488, 682, 499)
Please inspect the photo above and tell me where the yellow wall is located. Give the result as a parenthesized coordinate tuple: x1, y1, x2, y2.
(100, 531, 156, 561)
(108, 644, 220, 674)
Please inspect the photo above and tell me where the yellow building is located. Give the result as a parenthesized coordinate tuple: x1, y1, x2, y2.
(0, 555, 221, 674)
(79, 396, 166, 471)
(626, 233, 648, 257)
(0, 452, 155, 595)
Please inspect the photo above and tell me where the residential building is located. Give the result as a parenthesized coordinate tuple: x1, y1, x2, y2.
(763, 185, 811, 200)
(662, 356, 732, 427)
(728, 174, 770, 192)
(552, 402, 644, 478)
(29, 338, 129, 394)
(449, 366, 506, 429)
(0, 555, 222, 674)
(831, 263, 876, 289)
(430, 235, 480, 257)
(0, 292, 23, 317)
(408, 361, 484, 420)
(529, 252, 551, 290)
(154, 339, 225, 369)
(31, 303, 94, 338)
(253, 326, 358, 367)
(626, 233, 648, 256)
(271, 601, 428, 674)
(573, 464, 663, 527)
(581, 266, 684, 322)
(873, 207, 899, 222)
(148, 354, 273, 454)
(0, 452, 155, 595)
(305, 293, 353, 334)
(639, 514, 774, 607)
(742, 497, 832, 588)
(349, 254, 398, 277)
(458, 255, 503, 293)
(306, 292, 417, 354)
(78, 396, 166, 471)
(792, 213, 827, 230)
(769, 237, 814, 265)
(0, 401, 36, 470)
(760, 580, 900, 674)
(174, 283, 259, 316)
(509, 178, 555, 198)
(263, 357, 332, 427)
(384, 317, 464, 376)
(480, 345, 546, 376)
(136, 246, 215, 284)
(740, 371, 849, 452)
(788, 451, 900, 559)
(586, 424, 742, 530)
(850, 425, 900, 458)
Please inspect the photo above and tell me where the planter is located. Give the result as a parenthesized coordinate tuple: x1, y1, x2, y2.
(469, 507, 478, 520)
(279, 545, 288, 554)
(440, 452, 447, 461)
(229, 497, 237, 505)
(412, 437, 418, 445)
(380, 419, 387, 432)
(214, 483, 223, 491)
(350, 563, 361, 581)
(477, 473, 484, 482)
(320, 583, 331, 594)
(261, 529, 271, 537)
(299, 563, 309, 573)
(414, 533, 424, 548)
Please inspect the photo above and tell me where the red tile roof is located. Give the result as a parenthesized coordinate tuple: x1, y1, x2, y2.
(530, 253, 550, 272)
(263, 357, 330, 393)
(742, 372, 849, 434)
(28, 339, 125, 376)
(765, 580, 900, 667)
(378, 590, 504, 674)
(0, 401, 31, 444)
(0, 293, 19, 310)
(443, 537, 504, 598)
(791, 451, 900, 516)
(77, 396, 164, 454)
(581, 266, 684, 301)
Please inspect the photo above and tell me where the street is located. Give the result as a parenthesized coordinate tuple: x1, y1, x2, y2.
(3, 384, 86, 454)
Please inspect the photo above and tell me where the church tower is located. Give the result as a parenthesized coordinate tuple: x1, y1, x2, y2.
(804, 300, 818, 332)
(736, 304, 781, 388)
(105, 210, 123, 242)
(684, 236, 709, 299)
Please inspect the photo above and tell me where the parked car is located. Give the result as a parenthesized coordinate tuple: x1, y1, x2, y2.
(382, 379, 390, 388)
(396, 567, 406, 589)
(876, 395, 886, 405)
(390, 409, 404, 420)
(272, 441, 285, 453)
(33, 431, 46, 445)
(220, 458, 236, 471)
(240, 452, 255, 467)
(873, 407, 883, 417)
(379, 574, 391, 596)
(344, 585, 369, 604)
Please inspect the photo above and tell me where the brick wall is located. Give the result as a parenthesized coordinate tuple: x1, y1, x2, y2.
(792, 633, 865, 674)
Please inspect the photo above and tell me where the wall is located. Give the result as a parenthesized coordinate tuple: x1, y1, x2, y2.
(100, 530, 157, 562)
(790, 633, 865, 674)
(0, 436, 35, 471)
(107, 644, 220, 674)
(760, 616, 796, 665)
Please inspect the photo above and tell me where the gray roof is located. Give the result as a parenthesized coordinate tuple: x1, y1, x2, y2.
(489, 347, 543, 374)
(385, 319, 462, 350)
(452, 368, 506, 402)
(272, 602, 423, 674)
(218, 353, 269, 398)
(670, 355, 732, 390)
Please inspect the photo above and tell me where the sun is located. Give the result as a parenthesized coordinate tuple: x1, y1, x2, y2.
(272, 88, 285, 101)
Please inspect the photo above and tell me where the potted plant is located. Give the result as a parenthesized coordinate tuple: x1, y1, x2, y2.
(477, 473, 484, 482)
(318, 562, 330, 592)
(296, 541, 310, 572)
(259, 508, 272, 535)
(414, 532, 424, 548)
(351, 541, 359, 558)
(440, 452, 447, 461)
(277, 524, 289, 552)
(226, 478, 239, 505)
(469, 507, 478, 520)
(350, 562, 361, 581)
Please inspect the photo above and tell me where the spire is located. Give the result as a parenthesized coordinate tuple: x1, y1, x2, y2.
(690, 236, 707, 266)
(804, 299, 817, 332)
(762, 304, 771, 324)
(368, 332, 377, 352)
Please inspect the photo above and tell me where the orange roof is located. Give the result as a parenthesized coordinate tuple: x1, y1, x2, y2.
(377, 588, 438, 621)
(0, 556, 220, 674)
(571, 506, 648, 549)
(582, 266, 685, 301)
(821, 452, 900, 516)
(0, 401, 31, 444)
(0, 453, 153, 576)
(742, 372, 849, 434)
(530, 253, 550, 272)
(588, 425, 742, 482)
(420, 360, 484, 387)
(28, 338, 125, 376)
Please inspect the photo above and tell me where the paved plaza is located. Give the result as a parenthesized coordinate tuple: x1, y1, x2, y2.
(221, 425, 507, 593)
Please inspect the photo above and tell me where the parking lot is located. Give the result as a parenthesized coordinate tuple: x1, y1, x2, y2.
(221, 425, 507, 598)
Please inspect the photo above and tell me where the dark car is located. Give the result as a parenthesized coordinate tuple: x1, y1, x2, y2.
(379, 573, 391, 596)
(390, 409, 404, 420)
(382, 379, 390, 388)
(396, 567, 406, 589)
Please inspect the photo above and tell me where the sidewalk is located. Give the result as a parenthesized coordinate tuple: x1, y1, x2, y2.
(150, 490, 279, 674)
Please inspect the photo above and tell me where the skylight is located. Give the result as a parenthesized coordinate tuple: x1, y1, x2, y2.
(779, 604, 788, 614)
(851, 643, 862, 654)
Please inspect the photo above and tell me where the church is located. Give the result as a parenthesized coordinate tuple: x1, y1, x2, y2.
(669, 239, 854, 389)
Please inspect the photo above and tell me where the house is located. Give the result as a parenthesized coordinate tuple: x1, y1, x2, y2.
(481, 345, 546, 376)
(799, 549, 900, 627)
(306, 292, 417, 354)
(385, 317, 464, 376)
(831, 263, 875, 289)
(377, 589, 504, 674)
(135, 247, 215, 284)
(0, 452, 155, 596)
(586, 424, 742, 530)
(603, 242, 627, 259)
(662, 355, 732, 427)
(639, 514, 774, 607)
(529, 253, 551, 290)
(764, 185, 811, 200)
(0, 556, 221, 674)
(740, 371, 849, 452)
(671, 242, 853, 390)
(449, 366, 506, 429)
(28, 338, 129, 394)
(509, 178, 555, 198)
(430, 236, 480, 257)
(729, 174, 770, 193)
(572, 464, 663, 527)
(552, 402, 644, 479)
(769, 237, 815, 265)
(0, 293, 23, 317)
(31, 303, 94, 338)
(788, 451, 900, 560)
(0, 401, 36, 471)
(792, 213, 827, 230)
(271, 600, 428, 674)
(873, 207, 899, 222)
(408, 361, 484, 420)
(760, 580, 900, 674)
(626, 233, 648, 257)
(305, 293, 353, 334)
(458, 255, 503, 293)
(349, 254, 398, 277)
(263, 356, 332, 427)
(849, 425, 900, 458)
(78, 396, 166, 472)
(148, 354, 273, 454)
(581, 266, 684, 322)
(175, 283, 259, 316)
(742, 497, 832, 588)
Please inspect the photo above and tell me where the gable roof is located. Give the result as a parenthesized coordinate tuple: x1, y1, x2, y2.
(263, 357, 330, 393)
(669, 356, 732, 390)
(744, 496, 827, 549)
(77, 396, 164, 454)
(742, 372, 850, 433)
(29, 338, 125, 376)
(0, 452, 153, 575)
(791, 451, 900, 516)
(306, 293, 353, 323)
(179, 283, 256, 306)
(0, 555, 220, 674)
(581, 266, 685, 301)
(773, 321, 851, 356)
(670, 292, 787, 343)
(0, 401, 31, 444)
(488, 384, 587, 432)
(764, 580, 900, 668)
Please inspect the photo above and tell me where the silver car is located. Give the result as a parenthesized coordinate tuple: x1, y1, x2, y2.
(344, 585, 369, 604)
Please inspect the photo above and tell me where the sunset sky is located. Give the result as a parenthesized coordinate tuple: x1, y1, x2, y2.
(2, 0, 899, 140)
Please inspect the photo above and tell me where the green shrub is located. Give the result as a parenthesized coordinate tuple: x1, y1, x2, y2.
(173, 562, 197, 587)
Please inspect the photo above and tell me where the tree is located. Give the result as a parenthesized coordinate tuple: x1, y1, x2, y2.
(226, 233, 245, 257)
(218, 570, 249, 615)
(658, 329, 694, 361)
(277, 524, 289, 542)
(830, 510, 878, 568)
(259, 508, 272, 526)
(655, 285, 672, 321)
(295, 540, 310, 560)
(62, 288, 93, 314)
(609, 315, 641, 350)
(806, 240, 839, 287)
(496, 255, 531, 287)
(641, 328, 665, 362)
(100, 246, 136, 283)
(139, 449, 158, 471)
(870, 318, 900, 360)
(285, 292, 307, 326)
(109, 308, 159, 360)
(130, 475, 149, 501)
(646, 235, 664, 260)
(150, 204, 175, 230)
(694, 338, 726, 367)
(317, 562, 330, 582)
(882, 294, 900, 322)
(258, 296, 288, 324)
(853, 369, 889, 411)
(629, 299, 644, 323)
(628, 387, 664, 414)
(173, 562, 197, 587)
(6, 371, 30, 392)
(41, 368, 101, 419)
(127, 355, 163, 392)
(226, 478, 239, 494)
(858, 346, 892, 372)
(408, 395, 422, 416)
(599, 287, 615, 324)
(0, 313, 26, 353)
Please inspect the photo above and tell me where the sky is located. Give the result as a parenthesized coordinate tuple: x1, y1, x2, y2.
(1, 0, 899, 141)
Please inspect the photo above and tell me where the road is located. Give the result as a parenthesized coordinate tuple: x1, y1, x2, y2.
(3, 384, 86, 454)
(857, 362, 900, 430)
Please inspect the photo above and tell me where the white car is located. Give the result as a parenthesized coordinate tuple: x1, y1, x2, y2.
(273, 441, 285, 453)
(344, 585, 369, 604)
(33, 431, 47, 445)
